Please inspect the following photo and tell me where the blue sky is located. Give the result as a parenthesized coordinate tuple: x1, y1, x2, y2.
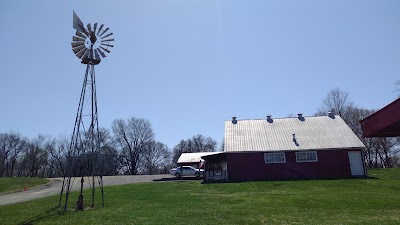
(0, 0, 399, 149)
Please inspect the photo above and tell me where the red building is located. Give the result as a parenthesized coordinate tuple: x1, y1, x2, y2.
(360, 98, 400, 137)
(202, 114, 366, 181)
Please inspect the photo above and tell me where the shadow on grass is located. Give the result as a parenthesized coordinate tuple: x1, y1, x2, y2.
(17, 206, 63, 225)
(153, 177, 203, 182)
(363, 176, 379, 180)
(201, 176, 379, 184)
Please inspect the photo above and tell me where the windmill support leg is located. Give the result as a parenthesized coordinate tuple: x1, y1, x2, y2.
(58, 177, 66, 208)
(99, 176, 104, 207)
(64, 176, 72, 211)
(76, 176, 85, 210)
(91, 175, 95, 207)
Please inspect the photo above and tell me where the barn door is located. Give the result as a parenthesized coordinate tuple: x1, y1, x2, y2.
(348, 151, 365, 176)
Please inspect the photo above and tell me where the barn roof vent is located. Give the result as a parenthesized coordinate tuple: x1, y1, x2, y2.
(328, 111, 335, 119)
(232, 116, 237, 124)
(297, 113, 305, 121)
(266, 114, 273, 123)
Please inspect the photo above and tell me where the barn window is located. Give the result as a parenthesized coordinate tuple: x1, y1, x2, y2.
(296, 151, 318, 162)
(264, 153, 286, 164)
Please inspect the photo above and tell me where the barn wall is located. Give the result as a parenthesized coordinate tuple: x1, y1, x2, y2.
(226, 150, 356, 181)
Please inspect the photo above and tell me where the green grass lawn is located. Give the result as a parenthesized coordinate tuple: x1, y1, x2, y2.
(1, 169, 400, 225)
(0, 177, 48, 194)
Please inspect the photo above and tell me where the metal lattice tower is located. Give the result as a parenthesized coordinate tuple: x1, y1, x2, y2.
(59, 10, 114, 211)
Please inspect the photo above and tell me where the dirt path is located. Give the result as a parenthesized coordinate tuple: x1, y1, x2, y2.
(0, 174, 172, 206)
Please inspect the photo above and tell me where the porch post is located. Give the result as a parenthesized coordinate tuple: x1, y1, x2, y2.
(203, 160, 206, 181)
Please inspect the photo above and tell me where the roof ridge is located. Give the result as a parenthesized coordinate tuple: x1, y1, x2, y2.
(225, 114, 341, 122)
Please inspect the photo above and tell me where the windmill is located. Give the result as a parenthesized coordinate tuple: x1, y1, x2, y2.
(59, 11, 114, 211)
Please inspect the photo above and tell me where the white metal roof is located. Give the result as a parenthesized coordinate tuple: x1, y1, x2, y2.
(177, 152, 220, 163)
(224, 115, 365, 152)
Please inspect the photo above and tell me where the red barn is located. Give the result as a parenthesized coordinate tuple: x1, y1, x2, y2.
(202, 113, 366, 181)
(360, 98, 400, 137)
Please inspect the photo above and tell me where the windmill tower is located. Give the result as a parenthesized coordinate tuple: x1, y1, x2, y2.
(59, 11, 114, 211)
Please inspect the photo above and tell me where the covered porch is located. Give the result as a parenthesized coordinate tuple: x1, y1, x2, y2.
(202, 152, 228, 181)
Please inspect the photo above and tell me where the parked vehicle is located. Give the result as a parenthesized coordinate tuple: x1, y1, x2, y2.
(170, 166, 204, 178)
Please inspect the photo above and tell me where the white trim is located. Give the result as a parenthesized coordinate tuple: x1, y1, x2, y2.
(264, 152, 286, 164)
(296, 151, 318, 163)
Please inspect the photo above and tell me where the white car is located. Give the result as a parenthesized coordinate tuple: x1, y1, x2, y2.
(170, 166, 204, 178)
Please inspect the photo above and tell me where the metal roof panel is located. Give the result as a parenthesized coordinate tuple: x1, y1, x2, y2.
(177, 152, 220, 163)
(224, 115, 365, 152)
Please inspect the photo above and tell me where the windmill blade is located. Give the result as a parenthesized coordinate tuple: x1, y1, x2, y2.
(101, 32, 113, 39)
(99, 27, 109, 37)
(71, 16, 114, 61)
(77, 48, 89, 59)
(75, 47, 88, 58)
(101, 38, 114, 42)
(87, 23, 92, 33)
(73, 11, 86, 34)
(72, 45, 86, 54)
(101, 43, 114, 48)
(100, 46, 111, 53)
(73, 36, 85, 42)
(81, 48, 90, 59)
(75, 31, 87, 39)
(71, 41, 85, 48)
(97, 24, 104, 35)
(94, 49, 101, 61)
(96, 48, 106, 58)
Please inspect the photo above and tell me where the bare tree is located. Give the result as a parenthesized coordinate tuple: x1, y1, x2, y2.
(345, 107, 400, 168)
(97, 128, 119, 176)
(375, 137, 400, 168)
(191, 134, 217, 152)
(219, 137, 225, 152)
(316, 89, 400, 168)
(172, 134, 217, 164)
(172, 140, 189, 164)
(47, 135, 71, 177)
(0, 132, 28, 177)
(18, 135, 49, 177)
(315, 88, 354, 123)
(142, 141, 171, 174)
(112, 117, 154, 175)
(395, 80, 400, 96)
(345, 107, 381, 168)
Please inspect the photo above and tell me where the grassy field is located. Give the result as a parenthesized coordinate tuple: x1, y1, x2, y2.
(0, 177, 48, 194)
(1, 169, 400, 225)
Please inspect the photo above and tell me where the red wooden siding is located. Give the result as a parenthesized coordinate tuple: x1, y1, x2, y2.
(225, 150, 356, 181)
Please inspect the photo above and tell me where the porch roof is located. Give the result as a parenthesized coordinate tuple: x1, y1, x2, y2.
(177, 152, 220, 164)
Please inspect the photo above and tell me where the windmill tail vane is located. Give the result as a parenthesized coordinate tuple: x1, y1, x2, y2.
(71, 10, 114, 65)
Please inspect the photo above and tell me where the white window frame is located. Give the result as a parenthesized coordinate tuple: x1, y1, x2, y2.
(296, 151, 318, 163)
(264, 152, 286, 164)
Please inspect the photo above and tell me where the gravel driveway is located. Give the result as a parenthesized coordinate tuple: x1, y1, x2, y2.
(0, 174, 173, 206)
